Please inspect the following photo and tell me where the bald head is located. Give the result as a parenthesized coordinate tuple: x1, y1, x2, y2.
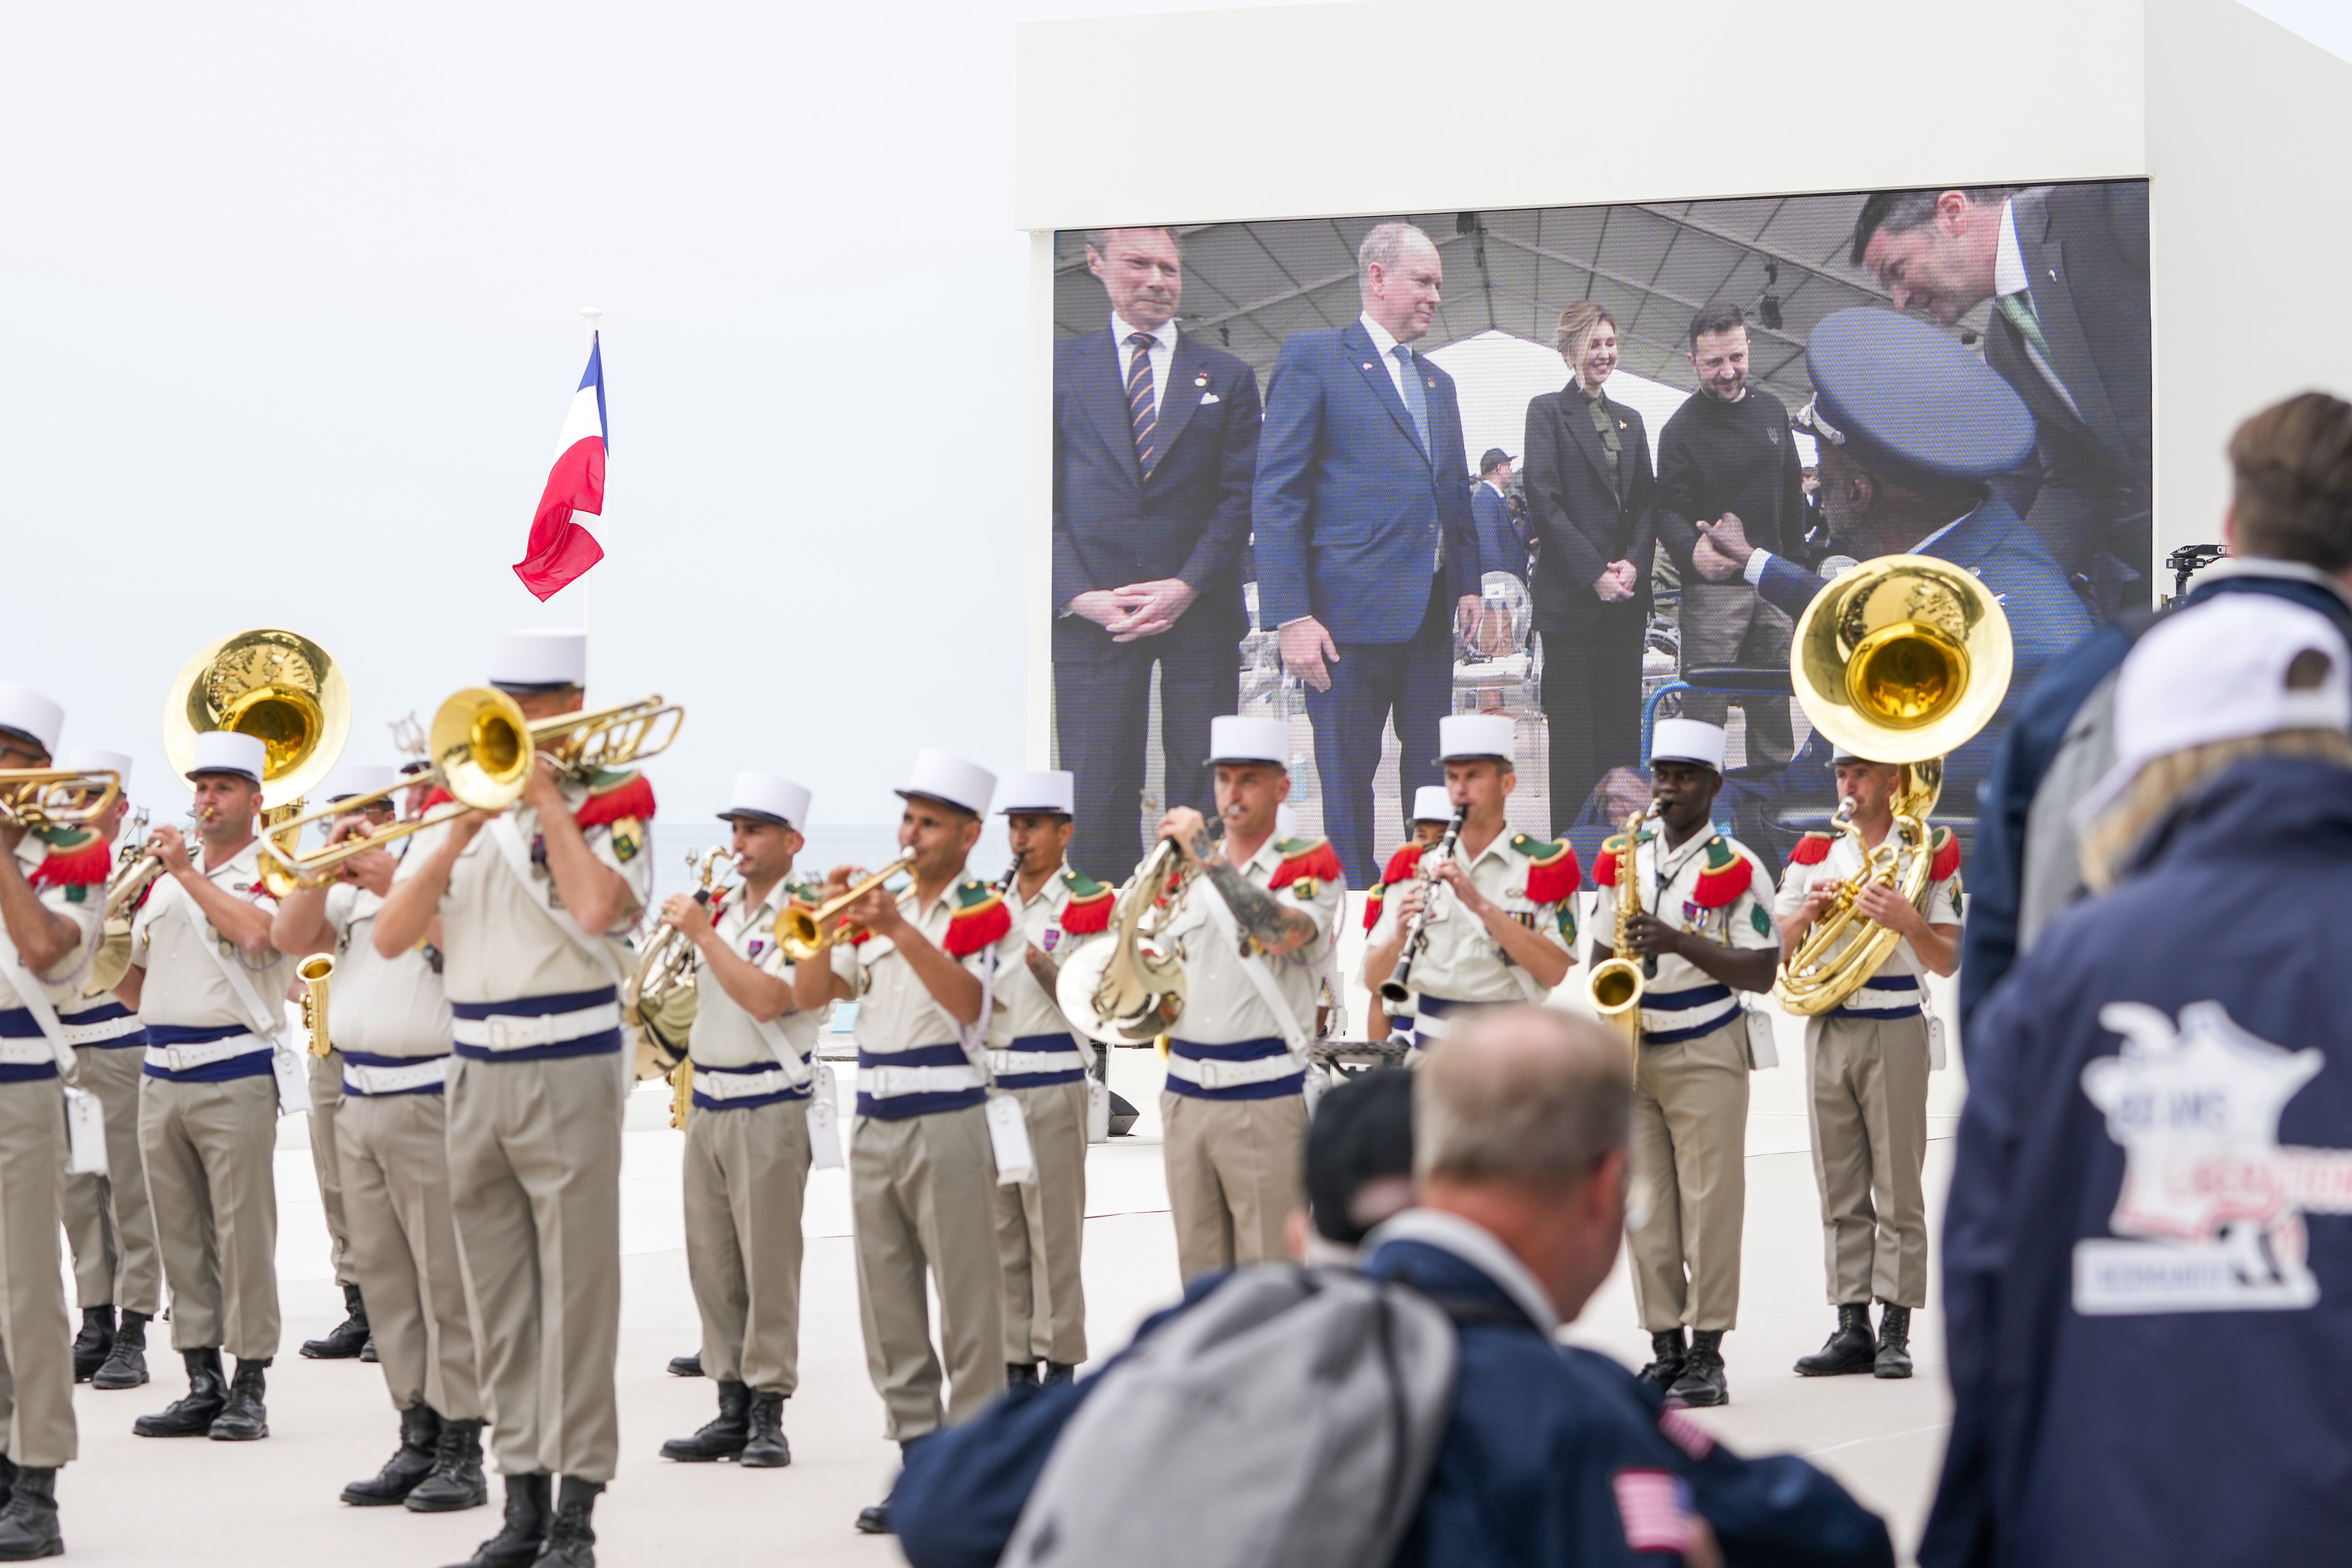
(1416, 1008, 1631, 1194)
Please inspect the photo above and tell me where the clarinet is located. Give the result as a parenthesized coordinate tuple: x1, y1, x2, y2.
(1378, 803, 1468, 1006)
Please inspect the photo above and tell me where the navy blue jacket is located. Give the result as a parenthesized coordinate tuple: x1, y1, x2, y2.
(1925, 759, 2352, 1568)
(1472, 481, 1524, 583)
(1052, 325, 1261, 641)
(1253, 322, 1480, 642)
(894, 1230, 1892, 1568)
(1956, 565, 2352, 1030)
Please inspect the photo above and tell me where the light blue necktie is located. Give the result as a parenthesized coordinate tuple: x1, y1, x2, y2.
(1393, 345, 1429, 454)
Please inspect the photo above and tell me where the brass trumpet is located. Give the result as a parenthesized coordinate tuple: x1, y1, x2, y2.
(776, 857, 916, 964)
(298, 952, 335, 1057)
(0, 769, 121, 831)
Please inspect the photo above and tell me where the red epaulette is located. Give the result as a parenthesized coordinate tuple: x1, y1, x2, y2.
(1058, 883, 1114, 936)
(1269, 838, 1344, 891)
(1361, 884, 1387, 932)
(1787, 831, 1835, 869)
(1380, 843, 1425, 887)
(1689, 840, 1752, 909)
(575, 772, 657, 829)
(1511, 834, 1581, 903)
(420, 786, 456, 812)
(1594, 835, 1631, 890)
(1929, 826, 1962, 883)
(28, 834, 112, 890)
(942, 884, 1012, 957)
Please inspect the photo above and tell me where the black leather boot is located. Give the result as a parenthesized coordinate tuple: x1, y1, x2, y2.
(1665, 1330, 1729, 1408)
(301, 1282, 371, 1360)
(442, 1472, 548, 1568)
(0, 1465, 60, 1560)
(341, 1403, 440, 1504)
(1043, 1362, 1077, 1386)
(855, 1433, 933, 1535)
(1874, 1304, 1914, 1379)
(91, 1311, 149, 1390)
(71, 1307, 113, 1383)
(1635, 1328, 1687, 1390)
(208, 1357, 269, 1441)
(659, 1380, 751, 1462)
(360, 1336, 377, 1364)
(666, 1351, 703, 1378)
(1795, 1305, 1878, 1377)
(132, 1348, 227, 1436)
(1005, 1361, 1040, 1386)
(740, 1393, 790, 1469)
(407, 1417, 489, 1512)
(535, 1476, 601, 1567)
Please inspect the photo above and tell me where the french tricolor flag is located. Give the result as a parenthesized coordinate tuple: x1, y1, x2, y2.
(512, 325, 609, 601)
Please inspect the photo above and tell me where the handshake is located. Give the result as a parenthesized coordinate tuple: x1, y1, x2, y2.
(1689, 513, 1756, 582)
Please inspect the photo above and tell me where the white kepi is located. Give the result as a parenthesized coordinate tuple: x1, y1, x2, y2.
(1437, 713, 1514, 763)
(188, 731, 268, 784)
(1410, 786, 1455, 823)
(61, 746, 132, 789)
(1650, 718, 1728, 773)
(1207, 715, 1286, 767)
(719, 771, 812, 830)
(320, 764, 397, 803)
(0, 684, 64, 755)
(490, 629, 589, 691)
(897, 751, 996, 816)
(998, 770, 1075, 816)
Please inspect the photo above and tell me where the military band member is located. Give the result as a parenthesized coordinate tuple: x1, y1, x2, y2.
(272, 785, 486, 1513)
(295, 763, 397, 1364)
(54, 743, 161, 1393)
(374, 629, 654, 1568)
(1588, 719, 1778, 1409)
(0, 686, 109, 1556)
(799, 752, 1019, 1535)
(657, 771, 824, 1471)
(1775, 752, 1959, 1382)
(1153, 716, 1345, 1281)
(1361, 785, 1455, 1041)
(116, 729, 288, 1442)
(991, 770, 1110, 1387)
(1360, 715, 1577, 1052)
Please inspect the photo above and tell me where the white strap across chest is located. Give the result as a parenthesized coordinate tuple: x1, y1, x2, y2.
(486, 817, 625, 982)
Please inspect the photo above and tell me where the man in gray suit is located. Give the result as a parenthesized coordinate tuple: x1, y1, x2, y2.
(1851, 183, 2151, 621)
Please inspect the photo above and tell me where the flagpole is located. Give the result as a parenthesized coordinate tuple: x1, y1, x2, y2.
(580, 306, 603, 689)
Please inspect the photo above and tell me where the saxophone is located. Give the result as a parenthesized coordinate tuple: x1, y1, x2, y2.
(1584, 808, 1653, 1055)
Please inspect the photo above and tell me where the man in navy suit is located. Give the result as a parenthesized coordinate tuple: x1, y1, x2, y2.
(1054, 227, 1263, 883)
(1255, 221, 1485, 886)
(1472, 449, 1525, 583)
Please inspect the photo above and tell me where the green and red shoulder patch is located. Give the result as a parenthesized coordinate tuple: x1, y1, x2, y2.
(1787, 831, 1836, 868)
(1269, 835, 1342, 896)
(1057, 868, 1114, 935)
(1690, 836, 1752, 908)
(942, 878, 1012, 956)
(1929, 825, 1962, 883)
(575, 768, 657, 829)
(1508, 833, 1580, 903)
(419, 785, 456, 812)
(1593, 834, 1635, 889)
(1379, 842, 1426, 888)
(28, 826, 111, 891)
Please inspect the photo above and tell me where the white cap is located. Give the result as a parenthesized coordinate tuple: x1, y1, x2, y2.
(2077, 596, 2352, 822)
(321, 764, 396, 802)
(0, 684, 64, 755)
(897, 750, 995, 816)
(1207, 715, 1287, 767)
(1650, 718, 1727, 773)
(60, 746, 130, 787)
(998, 769, 1074, 816)
(1411, 785, 1454, 822)
(490, 629, 588, 691)
(1276, 803, 1300, 838)
(1437, 713, 1514, 764)
(188, 730, 268, 784)
(720, 769, 811, 830)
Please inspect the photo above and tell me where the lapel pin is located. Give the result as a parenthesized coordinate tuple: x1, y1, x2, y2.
(1361, 362, 1374, 371)
(1194, 370, 1208, 387)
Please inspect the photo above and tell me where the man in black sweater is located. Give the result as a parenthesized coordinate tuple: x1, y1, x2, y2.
(1658, 303, 1808, 766)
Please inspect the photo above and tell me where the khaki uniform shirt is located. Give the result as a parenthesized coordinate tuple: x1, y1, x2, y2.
(1161, 835, 1346, 1047)
(1364, 831, 1575, 1006)
(998, 868, 1096, 1041)
(1590, 826, 1776, 1044)
(1773, 829, 1962, 1018)
(323, 882, 453, 1057)
(131, 839, 288, 1033)
(688, 876, 824, 1070)
(830, 877, 1024, 1055)
(0, 836, 105, 1010)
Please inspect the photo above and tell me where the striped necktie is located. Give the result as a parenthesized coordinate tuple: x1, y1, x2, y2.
(1126, 332, 1159, 477)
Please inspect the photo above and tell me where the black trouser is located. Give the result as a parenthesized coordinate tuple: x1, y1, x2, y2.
(1055, 609, 1240, 886)
(1305, 574, 1452, 888)
(1541, 620, 1645, 839)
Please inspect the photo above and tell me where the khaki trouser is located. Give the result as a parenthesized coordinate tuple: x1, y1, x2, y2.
(337, 1086, 481, 1420)
(1806, 1013, 1932, 1309)
(1677, 580, 1795, 766)
(1628, 1021, 1749, 1334)
(683, 1095, 810, 1396)
(1160, 1091, 1305, 1283)
(850, 1104, 1005, 1442)
(0, 1083, 75, 1466)
(993, 1080, 1089, 1365)
(139, 1072, 280, 1358)
(308, 1050, 357, 1288)
(62, 1042, 162, 1316)
(446, 1052, 625, 1483)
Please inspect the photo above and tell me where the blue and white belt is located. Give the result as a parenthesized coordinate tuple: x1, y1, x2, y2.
(449, 986, 622, 1063)
(690, 1057, 812, 1112)
(341, 1050, 451, 1097)
(1408, 995, 1505, 1051)
(1828, 972, 1923, 1021)
(1164, 1036, 1305, 1101)
(1638, 983, 1740, 1046)
(142, 1021, 274, 1083)
(988, 1032, 1086, 1089)
(56, 1000, 146, 1049)
(0, 1012, 62, 1083)
(854, 1042, 986, 1121)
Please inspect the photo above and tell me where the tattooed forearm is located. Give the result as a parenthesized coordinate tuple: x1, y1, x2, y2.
(1201, 860, 1319, 957)
(1024, 943, 1060, 997)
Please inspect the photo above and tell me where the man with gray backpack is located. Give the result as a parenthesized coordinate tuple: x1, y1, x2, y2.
(892, 1007, 1893, 1568)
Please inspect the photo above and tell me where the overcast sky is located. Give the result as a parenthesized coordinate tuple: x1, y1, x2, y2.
(2, 2, 2338, 828)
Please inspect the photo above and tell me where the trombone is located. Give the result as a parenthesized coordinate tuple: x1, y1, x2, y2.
(776, 857, 916, 964)
(255, 689, 684, 897)
(0, 770, 121, 831)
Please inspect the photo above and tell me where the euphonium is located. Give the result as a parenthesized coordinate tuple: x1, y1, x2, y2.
(0, 769, 121, 831)
(1057, 838, 1194, 1047)
(1585, 808, 1652, 1051)
(628, 846, 737, 1084)
(776, 857, 916, 963)
(298, 953, 335, 1058)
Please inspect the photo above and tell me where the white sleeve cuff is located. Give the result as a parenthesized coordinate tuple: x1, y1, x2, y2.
(1742, 549, 1773, 588)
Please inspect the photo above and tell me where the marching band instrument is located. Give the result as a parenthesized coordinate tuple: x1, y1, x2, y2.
(1377, 803, 1467, 1007)
(1585, 808, 1653, 1052)
(628, 845, 737, 1067)
(0, 769, 121, 831)
(1774, 555, 2012, 1016)
(1057, 838, 1195, 1047)
(163, 628, 351, 810)
(776, 856, 916, 964)
(83, 808, 155, 998)
(299, 952, 335, 1058)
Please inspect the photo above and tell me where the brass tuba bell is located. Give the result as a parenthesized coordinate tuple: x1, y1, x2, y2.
(163, 628, 351, 809)
(1057, 839, 1193, 1047)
